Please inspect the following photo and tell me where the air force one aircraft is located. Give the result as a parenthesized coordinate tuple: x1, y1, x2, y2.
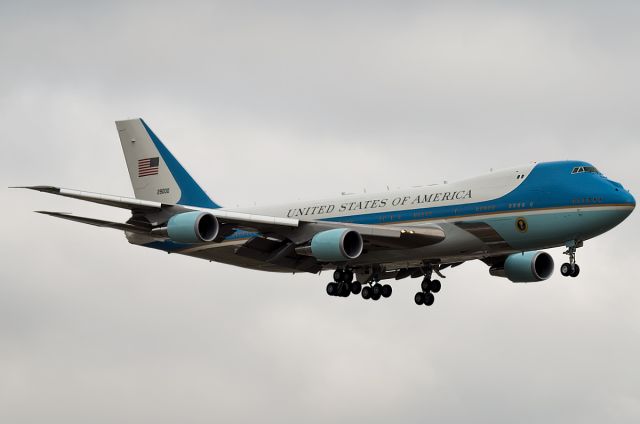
(19, 119, 635, 307)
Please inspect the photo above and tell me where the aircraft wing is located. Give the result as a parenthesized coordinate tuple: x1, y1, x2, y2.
(18, 185, 445, 249)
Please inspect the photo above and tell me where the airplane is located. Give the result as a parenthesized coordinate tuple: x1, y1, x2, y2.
(17, 118, 635, 308)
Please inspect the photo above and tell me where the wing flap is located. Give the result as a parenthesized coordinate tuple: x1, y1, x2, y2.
(365, 228, 445, 248)
(207, 209, 299, 229)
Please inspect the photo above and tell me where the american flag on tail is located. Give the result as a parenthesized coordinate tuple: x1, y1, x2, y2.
(138, 157, 159, 177)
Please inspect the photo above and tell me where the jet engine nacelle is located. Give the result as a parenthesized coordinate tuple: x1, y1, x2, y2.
(490, 251, 554, 283)
(307, 228, 364, 262)
(160, 211, 219, 243)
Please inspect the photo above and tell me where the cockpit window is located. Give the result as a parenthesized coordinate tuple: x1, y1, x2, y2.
(572, 166, 601, 175)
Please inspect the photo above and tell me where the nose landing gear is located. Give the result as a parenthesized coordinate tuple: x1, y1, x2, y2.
(560, 241, 582, 277)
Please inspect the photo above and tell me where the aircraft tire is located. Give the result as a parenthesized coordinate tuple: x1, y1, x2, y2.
(344, 270, 354, 283)
(570, 264, 580, 277)
(430, 280, 441, 293)
(381, 284, 392, 298)
(421, 279, 430, 292)
(326, 282, 338, 296)
(371, 285, 382, 300)
(351, 281, 362, 295)
(362, 286, 372, 299)
(560, 263, 571, 277)
(423, 293, 435, 306)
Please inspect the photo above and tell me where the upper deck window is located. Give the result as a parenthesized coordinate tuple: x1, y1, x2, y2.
(571, 166, 601, 175)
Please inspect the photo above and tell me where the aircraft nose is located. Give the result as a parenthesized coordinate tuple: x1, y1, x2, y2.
(607, 179, 635, 207)
(616, 187, 635, 207)
(601, 179, 635, 227)
(625, 190, 636, 208)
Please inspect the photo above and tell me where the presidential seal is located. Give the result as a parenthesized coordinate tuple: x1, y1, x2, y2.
(515, 217, 528, 233)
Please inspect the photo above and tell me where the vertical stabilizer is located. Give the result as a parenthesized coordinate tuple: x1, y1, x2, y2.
(115, 118, 219, 208)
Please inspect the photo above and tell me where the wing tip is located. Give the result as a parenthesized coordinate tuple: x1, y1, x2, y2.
(10, 185, 61, 193)
(34, 211, 73, 216)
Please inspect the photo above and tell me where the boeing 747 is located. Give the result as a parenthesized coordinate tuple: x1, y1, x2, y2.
(18, 119, 636, 307)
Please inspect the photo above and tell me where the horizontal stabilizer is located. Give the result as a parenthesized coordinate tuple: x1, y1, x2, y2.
(35, 211, 152, 234)
(14, 186, 162, 211)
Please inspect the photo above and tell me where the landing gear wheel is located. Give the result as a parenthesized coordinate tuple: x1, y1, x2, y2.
(333, 269, 344, 282)
(361, 286, 372, 299)
(337, 283, 350, 297)
(423, 292, 435, 306)
(343, 270, 354, 284)
(351, 281, 362, 295)
(381, 284, 392, 298)
(414, 292, 424, 305)
(429, 280, 441, 293)
(421, 279, 441, 293)
(421, 279, 430, 292)
(345, 283, 353, 297)
(326, 282, 338, 296)
(560, 263, 571, 277)
(371, 286, 382, 301)
(570, 264, 580, 277)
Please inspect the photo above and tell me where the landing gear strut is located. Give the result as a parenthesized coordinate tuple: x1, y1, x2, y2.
(415, 265, 441, 307)
(560, 241, 582, 278)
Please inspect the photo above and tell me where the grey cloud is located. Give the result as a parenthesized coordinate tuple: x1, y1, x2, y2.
(1, 1, 639, 423)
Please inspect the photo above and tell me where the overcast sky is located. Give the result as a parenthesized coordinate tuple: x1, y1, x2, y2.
(1, 1, 639, 423)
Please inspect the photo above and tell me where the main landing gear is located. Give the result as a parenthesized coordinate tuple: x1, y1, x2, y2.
(326, 269, 392, 301)
(560, 241, 582, 278)
(326, 269, 359, 297)
(361, 280, 392, 301)
(414, 266, 442, 307)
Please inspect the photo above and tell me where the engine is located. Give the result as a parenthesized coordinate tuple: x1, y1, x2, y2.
(156, 211, 219, 243)
(298, 228, 363, 262)
(490, 251, 554, 283)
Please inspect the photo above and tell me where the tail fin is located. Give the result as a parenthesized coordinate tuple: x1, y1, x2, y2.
(115, 118, 220, 208)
